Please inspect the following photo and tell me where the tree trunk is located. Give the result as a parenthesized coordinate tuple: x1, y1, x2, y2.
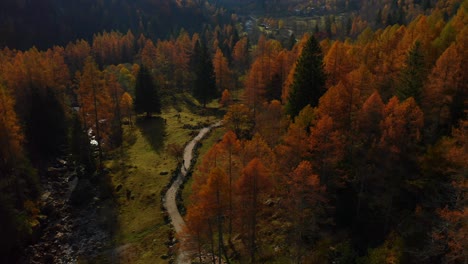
(92, 82, 103, 170)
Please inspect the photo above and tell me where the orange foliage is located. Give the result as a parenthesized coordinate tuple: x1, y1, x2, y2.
(308, 115, 345, 187)
(219, 89, 232, 107)
(77, 57, 114, 150)
(213, 48, 233, 92)
(0, 85, 24, 169)
(379, 97, 424, 154)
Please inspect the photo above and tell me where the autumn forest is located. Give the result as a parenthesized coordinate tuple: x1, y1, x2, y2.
(0, 0, 466, 263)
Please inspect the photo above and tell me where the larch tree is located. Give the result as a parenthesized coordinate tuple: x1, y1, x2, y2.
(218, 131, 241, 240)
(354, 91, 385, 218)
(141, 39, 157, 70)
(120, 92, 134, 126)
(308, 115, 345, 189)
(275, 108, 313, 175)
(134, 65, 161, 118)
(213, 48, 232, 94)
(422, 43, 464, 142)
(285, 35, 326, 118)
(317, 81, 359, 133)
(255, 100, 287, 147)
(324, 41, 354, 87)
(284, 161, 327, 263)
(223, 104, 255, 139)
(0, 85, 23, 171)
(198, 167, 230, 263)
(235, 158, 271, 263)
(220, 89, 232, 107)
(77, 56, 113, 169)
(231, 37, 248, 73)
(378, 97, 424, 232)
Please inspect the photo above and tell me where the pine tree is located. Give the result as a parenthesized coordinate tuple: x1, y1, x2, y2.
(288, 33, 296, 50)
(193, 40, 216, 107)
(135, 65, 161, 118)
(285, 35, 326, 118)
(396, 41, 426, 103)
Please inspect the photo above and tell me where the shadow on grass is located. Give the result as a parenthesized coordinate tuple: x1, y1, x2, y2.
(136, 116, 166, 153)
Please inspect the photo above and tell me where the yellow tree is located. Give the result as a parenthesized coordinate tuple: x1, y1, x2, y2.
(0, 85, 23, 170)
(120, 92, 134, 126)
(77, 57, 113, 168)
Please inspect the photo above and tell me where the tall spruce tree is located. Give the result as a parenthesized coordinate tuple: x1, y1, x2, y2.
(396, 41, 426, 103)
(135, 66, 161, 118)
(286, 35, 326, 118)
(193, 40, 216, 107)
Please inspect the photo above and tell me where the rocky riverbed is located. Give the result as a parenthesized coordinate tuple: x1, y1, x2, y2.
(21, 158, 115, 264)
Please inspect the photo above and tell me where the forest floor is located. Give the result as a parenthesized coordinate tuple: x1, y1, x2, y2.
(93, 93, 222, 263)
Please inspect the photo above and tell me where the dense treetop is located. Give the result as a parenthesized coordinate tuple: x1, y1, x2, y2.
(0, 0, 466, 262)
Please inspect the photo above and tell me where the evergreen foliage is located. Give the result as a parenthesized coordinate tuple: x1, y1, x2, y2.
(135, 66, 161, 117)
(286, 35, 326, 118)
(193, 40, 217, 107)
(397, 41, 426, 103)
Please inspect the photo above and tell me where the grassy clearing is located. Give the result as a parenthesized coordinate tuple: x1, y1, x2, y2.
(100, 93, 221, 263)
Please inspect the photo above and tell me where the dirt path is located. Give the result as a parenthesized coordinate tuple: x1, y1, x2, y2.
(164, 121, 222, 264)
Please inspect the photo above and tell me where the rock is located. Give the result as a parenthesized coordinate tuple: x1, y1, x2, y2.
(56, 159, 67, 166)
(70, 179, 94, 207)
(43, 254, 54, 263)
(47, 166, 67, 177)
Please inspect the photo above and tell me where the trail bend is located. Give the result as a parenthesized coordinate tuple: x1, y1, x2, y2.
(164, 121, 222, 264)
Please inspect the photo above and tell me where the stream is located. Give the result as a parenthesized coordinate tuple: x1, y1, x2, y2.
(22, 159, 114, 264)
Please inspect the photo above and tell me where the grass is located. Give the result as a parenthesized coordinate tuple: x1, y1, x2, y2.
(97, 93, 222, 263)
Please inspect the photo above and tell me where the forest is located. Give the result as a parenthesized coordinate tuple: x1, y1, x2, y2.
(0, 0, 466, 263)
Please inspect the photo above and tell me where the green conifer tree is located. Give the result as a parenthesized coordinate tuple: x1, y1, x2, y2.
(396, 41, 426, 103)
(193, 40, 216, 107)
(135, 66, 161, 118)
(286, 35, 326, 118)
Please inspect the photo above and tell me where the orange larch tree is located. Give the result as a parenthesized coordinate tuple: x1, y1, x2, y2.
(213, 48, 233, 93)
(282, 161, 328, 263)
(0, 85, 24, 171)
(77, 57, 114, 168)
(308, 115, 345, 189)
(235, 158, 271, 263)
(422, 43, 464, 142)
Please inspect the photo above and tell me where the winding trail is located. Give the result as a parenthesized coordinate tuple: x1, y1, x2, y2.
(164, 121, 222, 264)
